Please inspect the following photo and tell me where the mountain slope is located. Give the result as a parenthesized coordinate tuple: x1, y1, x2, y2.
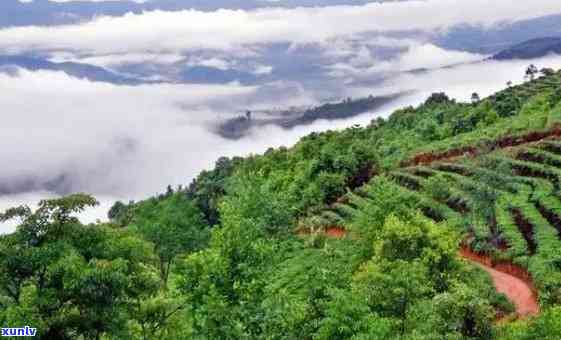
(492, 37, 561, 60)
(4, 68, 561, 339)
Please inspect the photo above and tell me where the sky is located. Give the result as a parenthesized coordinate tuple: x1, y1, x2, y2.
(2, 0, 561, 233)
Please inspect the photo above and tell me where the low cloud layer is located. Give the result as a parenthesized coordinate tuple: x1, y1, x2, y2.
(0, 68, 323, 199)
(3, 54, 561, 234)
(2, 1, 561, 56)
(327, 43, 486, 81)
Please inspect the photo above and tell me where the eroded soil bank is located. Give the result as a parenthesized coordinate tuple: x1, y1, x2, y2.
(459, 247, 539, 318)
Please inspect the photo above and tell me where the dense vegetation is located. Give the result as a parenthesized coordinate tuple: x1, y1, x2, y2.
(3, 68, 561, 339)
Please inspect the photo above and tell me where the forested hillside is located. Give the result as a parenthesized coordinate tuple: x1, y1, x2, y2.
(3, 67, 561, 339)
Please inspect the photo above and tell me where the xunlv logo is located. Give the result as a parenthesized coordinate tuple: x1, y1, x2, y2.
(1, 326, 37, 337)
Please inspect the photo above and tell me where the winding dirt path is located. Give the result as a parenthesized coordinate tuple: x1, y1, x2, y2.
(305, 228, 540, 318)
(474, 262, 539, 317)
(459, 248, 539, 318)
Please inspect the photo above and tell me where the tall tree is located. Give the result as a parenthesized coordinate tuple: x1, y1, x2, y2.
(133, 192, 209, 287)
(0, 194, 161, 339)
(471, 92, 480, 104)
(525, 64, 539, 81)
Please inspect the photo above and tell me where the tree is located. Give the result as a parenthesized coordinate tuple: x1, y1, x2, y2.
(353, 259, 432, 331)
(314, 288, 395, 340)
(471, 92, 480, 104)
(498, 306, 561, 339)
(108, 200, 126, 220)
(107, 200, 133, 226)
(133, 193, 209, 287)
(352, 213, 459, 334)
(405, 283, 494, 339)
(220, 172, 294, 235)
(176, 204, 281, 339)
(376, 214, 458, 291)
(540, 67, 555, 77)
(415, 118, 439, 141)
(424, 92, 451, 106)
(131, 295, 186, 340)
(551, 87, 561, 108)
(493, 91, 521, 117)
(525, 64, 539, 81)
(186, 156, 242, 226)
(0, 195, 161, 339)
(348, 177, 421, 247)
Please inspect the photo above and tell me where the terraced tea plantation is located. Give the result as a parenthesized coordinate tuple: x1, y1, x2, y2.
(321, 137, 561, 307)
(406, 143, 561, 300)
(300, 71, 561, 314)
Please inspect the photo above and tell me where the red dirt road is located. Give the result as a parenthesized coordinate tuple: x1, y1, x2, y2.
(459, 248, 539, 318)
(472, 262, 539, 317)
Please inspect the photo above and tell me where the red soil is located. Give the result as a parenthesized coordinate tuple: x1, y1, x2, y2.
(324, 226, 346, 238)
(459, 247, 539, 318)
(407, 146, 478, 167)
(496, 127, 561, 149)
(404, 126, 561, 167)
(297, 226, 347, 239)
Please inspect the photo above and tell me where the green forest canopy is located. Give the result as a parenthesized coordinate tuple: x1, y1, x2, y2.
(2, 67, 561, 339)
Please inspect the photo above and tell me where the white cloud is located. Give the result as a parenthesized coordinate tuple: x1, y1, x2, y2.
(186, 57, 232, 70)
(0, 69, 256, 197)
(0, 68, 322, 202)
(354, 55, 561, 103)
(53, 53, 185, 67)
(47, 0, 147, 2)
(1, 1, 560, 56)
(252, 64, 273, 75)
(381, 44, 485, 72)
(18, 0, 147, 2)
(327, 43, 487, 79)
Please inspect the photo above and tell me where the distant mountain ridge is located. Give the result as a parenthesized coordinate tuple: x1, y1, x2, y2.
(0, 54, 271, 85)
(216, 92, 405, 139)
(492, 37, 561, 60)
(0, 55, 147, 84)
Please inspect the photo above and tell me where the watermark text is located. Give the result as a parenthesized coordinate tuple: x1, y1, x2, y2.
(1, 326, 37, 337)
